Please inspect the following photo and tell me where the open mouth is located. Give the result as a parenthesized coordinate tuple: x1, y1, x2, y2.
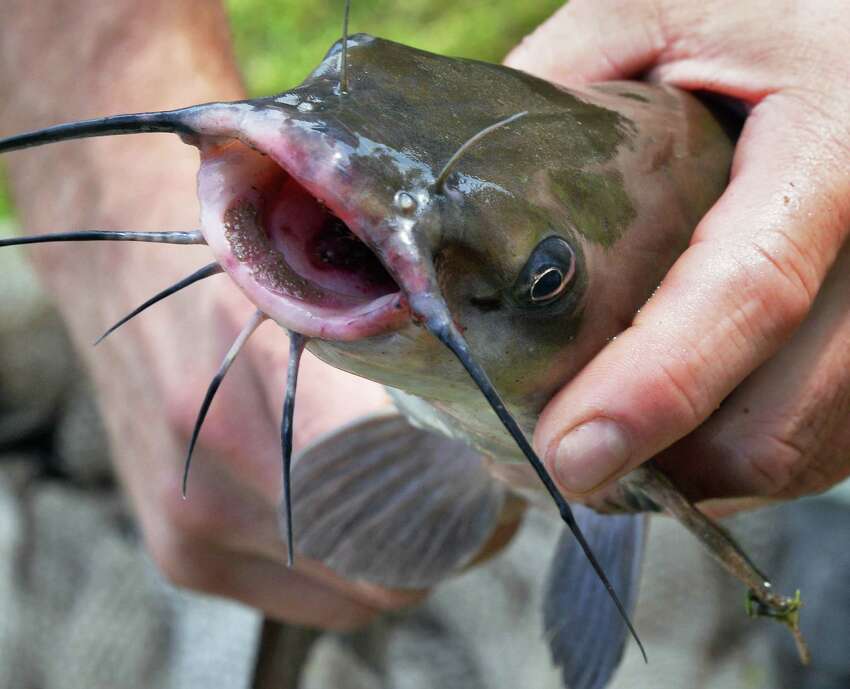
(199, 140, 407, 340)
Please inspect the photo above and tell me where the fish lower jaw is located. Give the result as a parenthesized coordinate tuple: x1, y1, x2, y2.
(198, 140, 408, 340)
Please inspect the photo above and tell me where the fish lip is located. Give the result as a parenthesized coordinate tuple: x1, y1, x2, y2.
(198, 135, 411, 341)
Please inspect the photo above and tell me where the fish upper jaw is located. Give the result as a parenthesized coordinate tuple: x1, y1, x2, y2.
(193, 101, 436, 341)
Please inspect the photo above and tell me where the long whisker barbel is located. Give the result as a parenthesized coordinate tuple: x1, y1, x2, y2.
(414, 294, 647, 662)
(0, 110, 201, 153)
(0, 101, 262, 156)
(433, 111, 528, 192)
(182, 310, 267, 497)
(340, 0, 352, 93)
(0, 230, 206, 247)
(95, 263, 224, 345)
(421, 107, 645, 659)
(281, 331, 308, 567)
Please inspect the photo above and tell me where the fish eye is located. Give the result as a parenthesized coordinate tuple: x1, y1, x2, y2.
(530, 266, 569, 302)
(514, 236, 576, 307)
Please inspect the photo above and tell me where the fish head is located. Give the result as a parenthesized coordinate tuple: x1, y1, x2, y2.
(195, 34, 704, 419)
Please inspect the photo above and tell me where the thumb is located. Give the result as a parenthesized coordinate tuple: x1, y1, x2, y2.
(504, 0, 664, 83)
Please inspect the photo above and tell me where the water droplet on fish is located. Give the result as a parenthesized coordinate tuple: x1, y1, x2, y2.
(394, 191, 417, 214)
(276, 93, 301, 106)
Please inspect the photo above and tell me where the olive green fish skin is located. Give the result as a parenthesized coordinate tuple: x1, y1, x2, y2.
(298, 36, 735, 459)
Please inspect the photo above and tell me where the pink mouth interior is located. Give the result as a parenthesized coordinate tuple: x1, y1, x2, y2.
(263, 174, 399, 303)
(201, 141, 407, 339)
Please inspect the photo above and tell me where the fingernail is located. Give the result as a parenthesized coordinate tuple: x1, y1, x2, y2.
(550, 419, 631, 494)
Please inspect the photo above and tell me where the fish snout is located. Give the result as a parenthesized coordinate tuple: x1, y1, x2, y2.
(196, 134, 414, 341)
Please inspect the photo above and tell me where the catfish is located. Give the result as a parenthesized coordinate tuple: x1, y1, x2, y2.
(0, 31, 809, 688)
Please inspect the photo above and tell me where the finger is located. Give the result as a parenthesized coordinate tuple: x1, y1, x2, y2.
(658, 241, 850, 502)
(504, 0, 666, 83)
(145, 461, 423, 625)
(170, 462, 425, 610)
(534, 94, 850, 498)
(148, 535, 383, 630)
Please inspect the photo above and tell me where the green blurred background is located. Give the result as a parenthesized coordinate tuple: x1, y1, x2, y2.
(0, 0, 562, 222)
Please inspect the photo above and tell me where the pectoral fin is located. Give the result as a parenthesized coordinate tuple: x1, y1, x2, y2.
(288, 412, 506, 589)
(544, 510, 647, 689)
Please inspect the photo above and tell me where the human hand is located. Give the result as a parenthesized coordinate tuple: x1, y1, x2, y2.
(0, 0, 420, 629)
(506, 0, 850, 508)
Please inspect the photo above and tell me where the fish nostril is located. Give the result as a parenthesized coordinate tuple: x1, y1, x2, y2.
(469, 294, 502, 312)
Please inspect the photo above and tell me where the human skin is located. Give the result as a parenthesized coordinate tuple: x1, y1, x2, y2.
(0, 0, 418, 629)
(506, 0, 850, 510)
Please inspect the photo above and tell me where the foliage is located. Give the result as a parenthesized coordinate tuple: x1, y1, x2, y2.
(225, 0, 562, 95)
(0, 1, 562, 220)
(0, 167, 11, 221)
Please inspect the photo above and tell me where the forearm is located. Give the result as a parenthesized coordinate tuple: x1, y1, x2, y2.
(0, 0, 250, 527)
(0, 0, 244, 316)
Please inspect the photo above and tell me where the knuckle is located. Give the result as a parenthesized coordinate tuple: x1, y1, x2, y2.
(755, 440, 845, 500)
(163, 387, 199, 444)
(146, 524, 234, 596)
(162, 367, 247, 460)
(724, 237, 817, 349)
(655, 354, 711, 427)
(785, 90, 850, 168)
(163, 384, 212, 444)
(155, 474, 236, 544)
(733, 426, 840, 499)
(786, 460, 836, 499)
(147, 532, 208, 590)
(637, 312, 724, 427)
(730, 359, 850, 499)
(738, 432, 803, 497)
(165, 499, 215, 542)
(162, 490, 236, 542)
(751, 268, 811, 338)
(750, 233, 818, 324)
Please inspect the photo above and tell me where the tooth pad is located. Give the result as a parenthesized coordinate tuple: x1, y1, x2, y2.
(223, 199, 324, 301)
